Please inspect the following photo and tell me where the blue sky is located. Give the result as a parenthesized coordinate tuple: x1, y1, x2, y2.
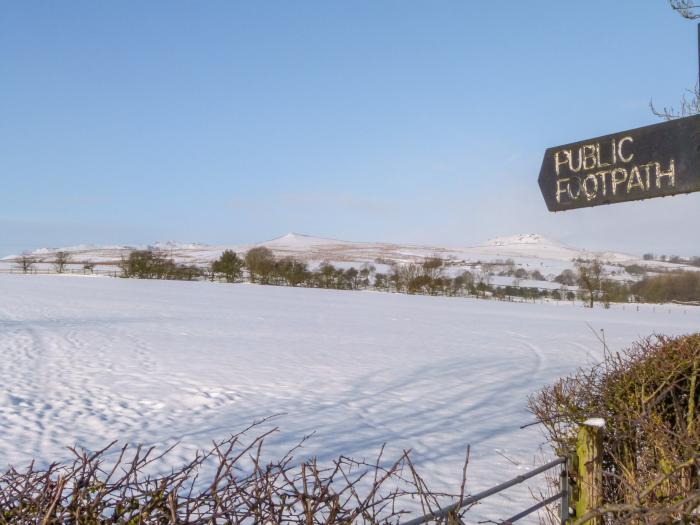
(2, 1, 699, 256)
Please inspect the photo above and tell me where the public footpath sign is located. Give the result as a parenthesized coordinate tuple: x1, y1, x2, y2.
(538, 114, 700, 211)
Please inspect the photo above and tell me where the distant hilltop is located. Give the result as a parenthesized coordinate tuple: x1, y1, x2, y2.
(0, 232, 663, 270)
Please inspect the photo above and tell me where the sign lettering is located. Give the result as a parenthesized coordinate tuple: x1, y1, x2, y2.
(538, 114, 700, 211)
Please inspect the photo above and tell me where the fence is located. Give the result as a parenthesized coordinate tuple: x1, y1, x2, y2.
(401, 422, 604, 525)
(0, 267, 120, 277)
(401, 458, 566, 525)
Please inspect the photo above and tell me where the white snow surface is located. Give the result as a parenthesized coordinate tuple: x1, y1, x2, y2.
(1, 274, 699, 521)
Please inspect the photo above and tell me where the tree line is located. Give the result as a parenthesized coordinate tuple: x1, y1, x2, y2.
(14, 247, 700, 305)
(630, 271, 700, 303)
(216, 248, 483, 296)
(642, 252, 700, 267)
(115, 247, 601, 302)
(111, 247, 496, 298)
(556, 257, 700, 306)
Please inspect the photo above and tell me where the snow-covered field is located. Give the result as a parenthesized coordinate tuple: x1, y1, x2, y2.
(1, 274, 698, 521)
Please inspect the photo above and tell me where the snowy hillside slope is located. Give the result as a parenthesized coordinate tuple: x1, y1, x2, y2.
(0, 232, 679, 269)
(3, 232, 696, 286)
(465, 234, 582, 260)
(1, 275, 698, 521)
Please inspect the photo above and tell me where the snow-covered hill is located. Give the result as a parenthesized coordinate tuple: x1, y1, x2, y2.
(0, 232, 633, 264)
(1, 232, 693, 279)
(467, 234, 582, 260)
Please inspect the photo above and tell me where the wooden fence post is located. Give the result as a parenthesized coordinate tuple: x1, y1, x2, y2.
(574, 418, 604, 524)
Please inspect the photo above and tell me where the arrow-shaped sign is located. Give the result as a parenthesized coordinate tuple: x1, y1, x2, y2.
(538, 114, 700, 211)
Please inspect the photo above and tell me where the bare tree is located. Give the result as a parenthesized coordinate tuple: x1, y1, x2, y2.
(398, 263, 421, 288)
(359, 263, 375, 288)
(650, 2, 700, 119)
(421, 257, 443, 280)
(473, 269, 492, 297)
(650, 85, 700, 120)
(15, 253, 36, 274)
(670, 0, 700, 18)
(53, 251, 71, 273)
(575, 257, 604, 308)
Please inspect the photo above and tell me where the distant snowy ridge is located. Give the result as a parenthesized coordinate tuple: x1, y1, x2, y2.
(468, 233, 591, 260)
(484, 233, 554, 246)
(0, 232, 660, 272)
(259, 232, 351, 248)
(4, 232, 697, 289)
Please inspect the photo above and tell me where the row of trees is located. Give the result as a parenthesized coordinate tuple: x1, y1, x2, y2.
(207, 250, 700, 306)
(15, 251, 74, 274)
(215, 249, 583, 301)
(10, 247, 544, 301)
(642, 252, 700, 267)
(17, 247, 699, 305)
(569, 257, 700, 305)
(488, 259, 547, 281)
(631, 270, 700, 303)
(223, 248, 492, 297)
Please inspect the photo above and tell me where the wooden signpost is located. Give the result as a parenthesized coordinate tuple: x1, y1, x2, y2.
(538, 114, 700, 211)
(540, 24, 700, 212)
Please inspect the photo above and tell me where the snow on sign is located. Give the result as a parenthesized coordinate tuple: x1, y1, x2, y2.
(538, 114, 700, 211)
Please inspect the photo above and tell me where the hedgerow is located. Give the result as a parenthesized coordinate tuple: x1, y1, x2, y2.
(0, 420, 471, 523)
(529, 334, 700, 522)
